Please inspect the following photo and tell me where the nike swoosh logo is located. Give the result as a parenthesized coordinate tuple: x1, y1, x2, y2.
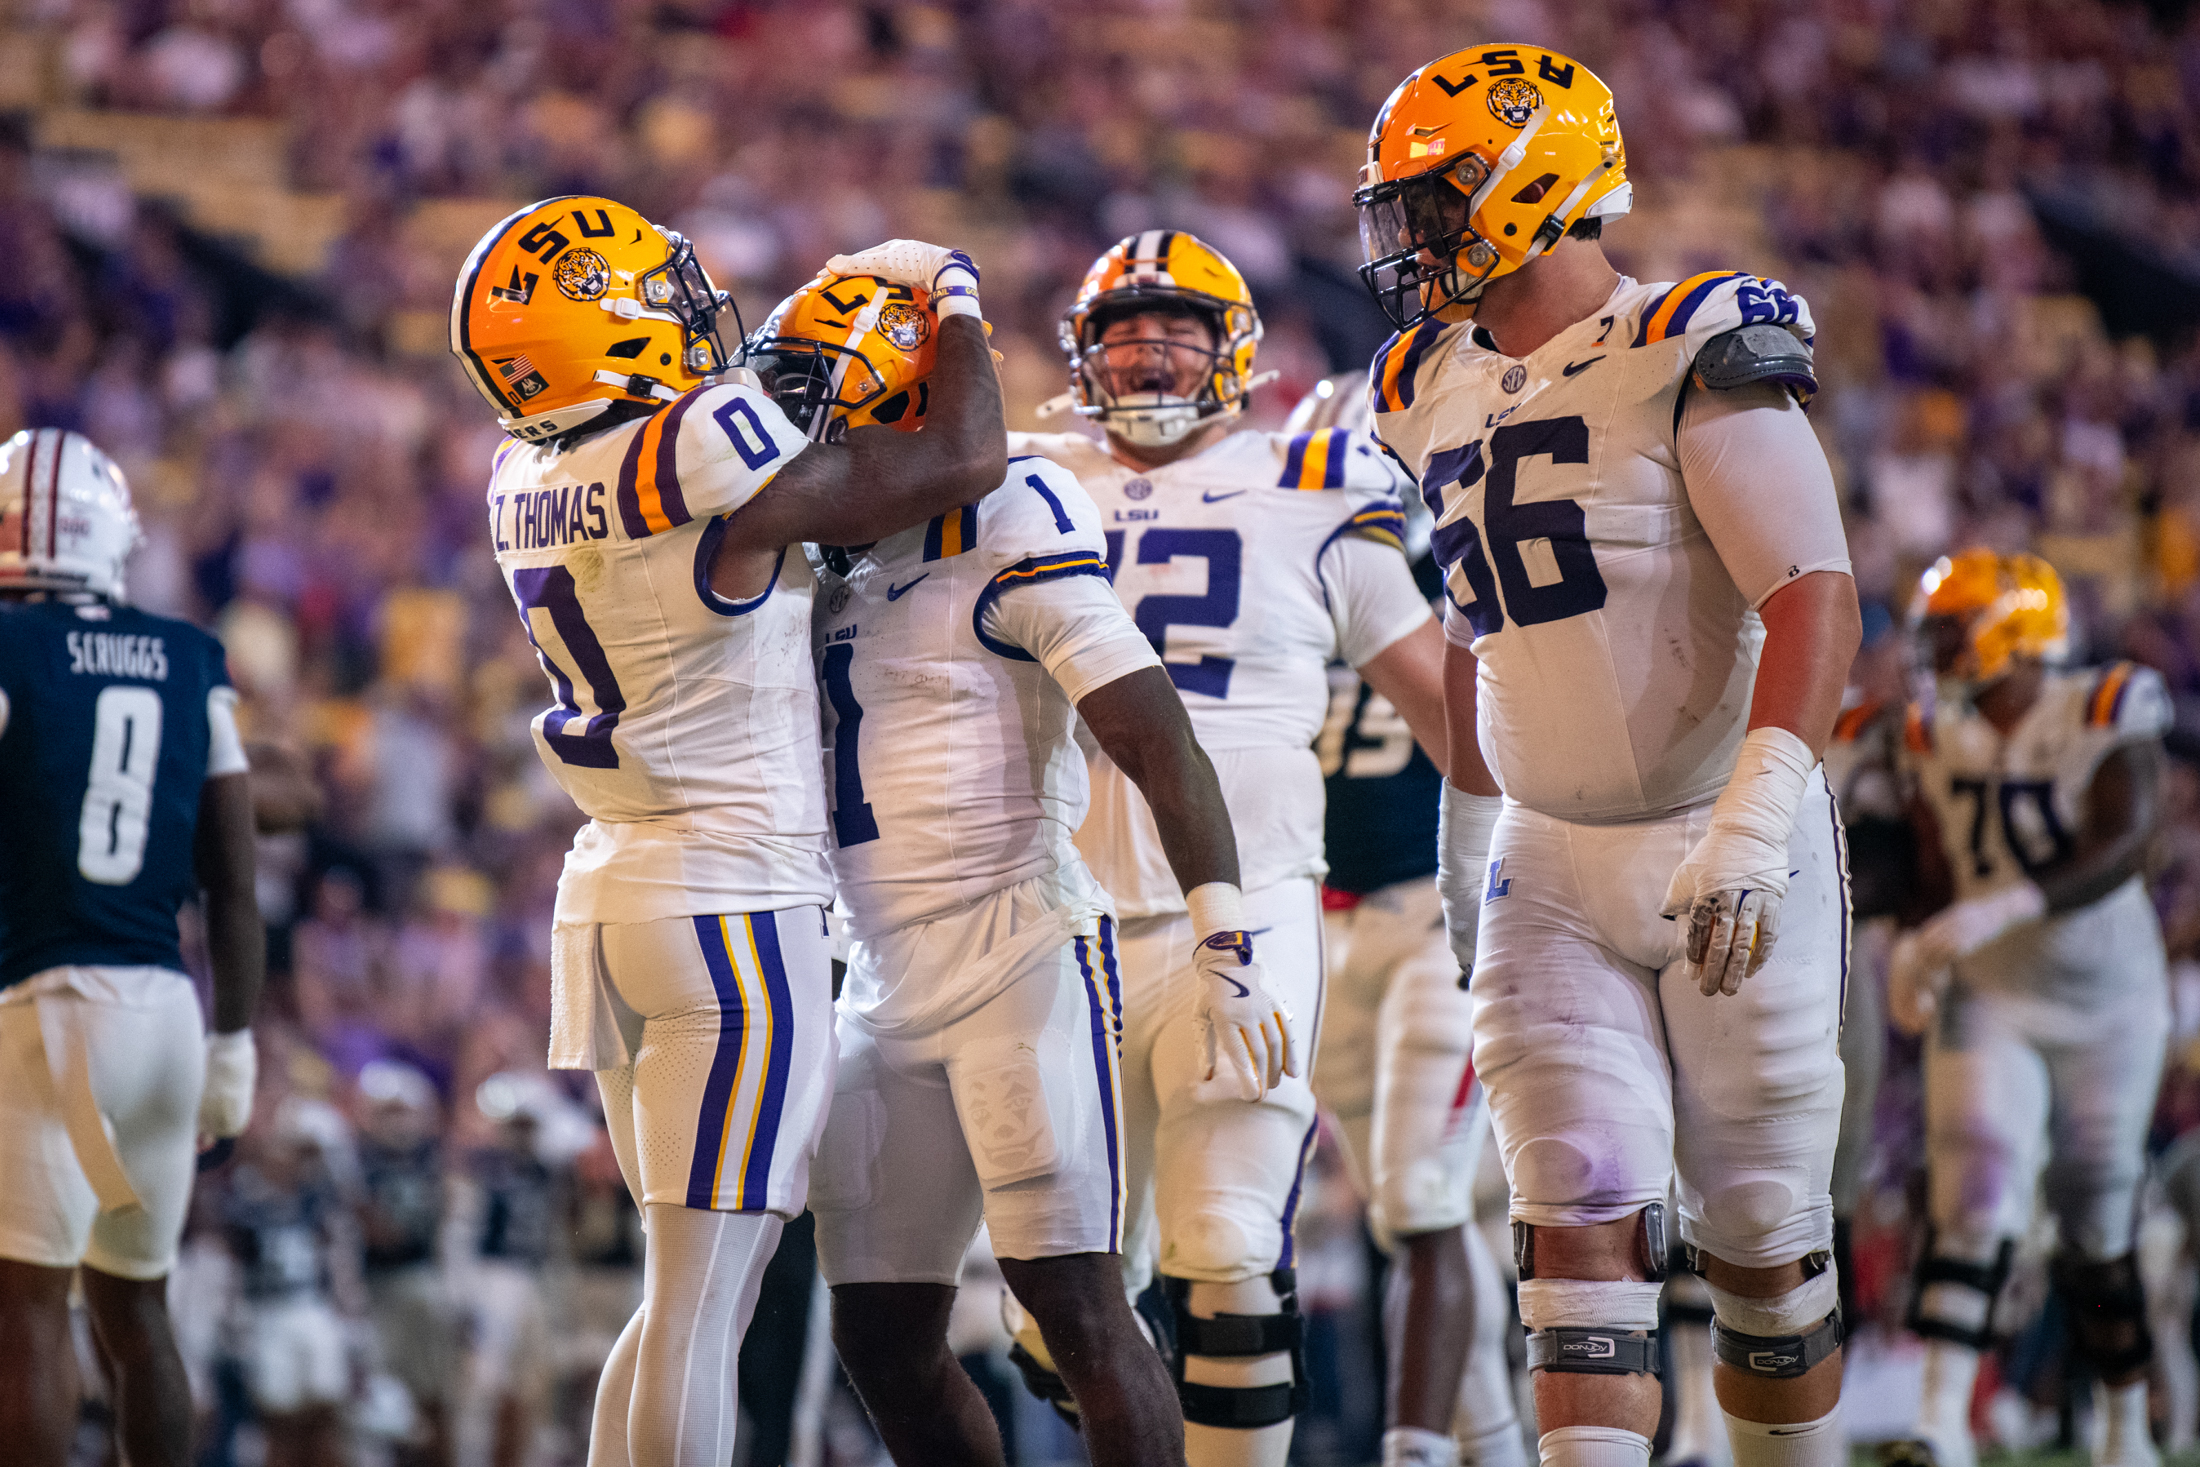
(1223, 976, 1250, 997)
(885, 575, 928, 601)
(1561, 357, 1605, 377)
(1202, 489, 1247, 503)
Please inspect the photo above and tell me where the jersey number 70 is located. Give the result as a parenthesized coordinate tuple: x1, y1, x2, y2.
(1424, 414, 1607, 635)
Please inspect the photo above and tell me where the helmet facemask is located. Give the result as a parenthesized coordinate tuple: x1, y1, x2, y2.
(1355, 152, 1501, 331)
(747, 334, 927, 444)
(1066, 296, 1249, 448)
(637, 231, 742, 378)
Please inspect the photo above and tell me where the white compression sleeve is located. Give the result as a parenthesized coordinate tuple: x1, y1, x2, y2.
(980, 572, 1161, 705)
(1320, 533, 1438, 668)
(622, 1204, 783, 1467)
(1678, 380, 1850, 608)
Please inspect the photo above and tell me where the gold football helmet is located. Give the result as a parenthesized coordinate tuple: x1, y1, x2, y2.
(451, 196, 741, 442)
(1355, 45, 1630, 328)
(1913, 548, 2069, 684)
(1058, 231, 1262, 447)
(745, 271, 938, 442)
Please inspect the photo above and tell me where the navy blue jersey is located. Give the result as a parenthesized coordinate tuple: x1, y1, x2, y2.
(1319, 666, 1441, 893)
(0, 600, 233, 988)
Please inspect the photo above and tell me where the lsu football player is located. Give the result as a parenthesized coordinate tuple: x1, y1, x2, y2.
(1295, 374, 1524, 1467)
(1357, 47, 1862, 1467)
(751, 271, 1283, 1466)
(0, 430, 264, 1467)
(453, 203, 1007, 1467)
(1887, 552, 2168, 1467)
(1013, 234, 1449, 1467)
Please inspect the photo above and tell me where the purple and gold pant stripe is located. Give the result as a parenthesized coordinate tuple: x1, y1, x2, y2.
(687, 910, 798, 1212)
(1074, 917, 1128, 1253)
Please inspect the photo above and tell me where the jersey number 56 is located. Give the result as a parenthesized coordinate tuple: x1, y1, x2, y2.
(1425, 414, 1607, 636)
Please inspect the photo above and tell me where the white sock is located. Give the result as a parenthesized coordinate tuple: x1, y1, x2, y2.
(1536, 1425, 1650, 1467)
(623, 1204, 782, 1467)
(1462, 1417, 1531, 1467)
(1914, 1338, 1981, 1467)
(1457, 1222, 1527, 1467)
(1386, 1425, 1462, 1467)
(2094, 1378, 2160, 1467)
(586, 1305, 643, 1467)
(1665, 1309, 1729, 1467)
(1725, 1407, 1843, 1467)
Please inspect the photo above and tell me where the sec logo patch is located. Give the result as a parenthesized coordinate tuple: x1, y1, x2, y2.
(1501, 365, 1527, 393)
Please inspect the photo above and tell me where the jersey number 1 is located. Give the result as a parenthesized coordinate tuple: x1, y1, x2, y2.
(78, 685, 163, 885)
(819, 643, 880, 847)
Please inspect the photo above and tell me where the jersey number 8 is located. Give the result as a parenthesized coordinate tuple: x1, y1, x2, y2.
(78, 685, 163, 885)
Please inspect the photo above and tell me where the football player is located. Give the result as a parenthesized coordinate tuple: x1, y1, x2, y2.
(1013, 233, 1450, 1467)
(1357, 46, 1861, 1467)
(0, 429, 264, 1467)
(753, 269, 1274, 1467)
(1296, 374, 1524, 1467)
(1886, 551, 2168, 1467)
(452, 205, 1007, 1467)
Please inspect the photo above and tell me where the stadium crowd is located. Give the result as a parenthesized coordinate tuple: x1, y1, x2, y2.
(10, 0, 2200, 1461)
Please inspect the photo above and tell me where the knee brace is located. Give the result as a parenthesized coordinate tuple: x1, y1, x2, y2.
(1514, 1207, 1667, 1378)
(1907, 1234, 2013, 1350)
(2051, 1251, 2153, 1379)
(1164, 1270, 1307, 1430)
(1703, 1253, 1844, 1379)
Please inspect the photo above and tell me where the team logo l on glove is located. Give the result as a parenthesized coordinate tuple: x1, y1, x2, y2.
(1191, 928, 1296, 1102)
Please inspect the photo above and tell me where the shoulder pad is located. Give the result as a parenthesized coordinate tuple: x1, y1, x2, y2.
(1633, 272, 1815, 355)
(2087, 661, 2173, 739)
(1693, 324, 1817, 400)
(984, 458, 1107, 564)
(1366, 319, 1454, 417)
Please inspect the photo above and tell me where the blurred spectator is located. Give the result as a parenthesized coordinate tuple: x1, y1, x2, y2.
(354, 1059, 456, 1467)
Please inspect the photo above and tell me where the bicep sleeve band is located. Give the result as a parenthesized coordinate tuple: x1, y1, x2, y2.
(1693, 325, 1817, 400)
(207, 686, 249, 778)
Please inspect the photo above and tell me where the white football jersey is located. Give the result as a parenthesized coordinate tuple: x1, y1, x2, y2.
(1372, 272, 1839, 824)
(486, 381, 827, 923)
(1905, 662, 2171, 1003)
(812, 456, 1119, 938)
(1008, 425, 1426, 915)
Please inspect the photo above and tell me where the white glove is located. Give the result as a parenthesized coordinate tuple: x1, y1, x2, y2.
(1187, 883, 1297, 1102)
(1436, 784, 1503, 978)
(199, 1028, 257, 1141)
(1662, 726, 1815, 996)
(1888, 882, 2046, 1035)
(823, 240, 982, 318)
(1886, 931, 1949, 1037)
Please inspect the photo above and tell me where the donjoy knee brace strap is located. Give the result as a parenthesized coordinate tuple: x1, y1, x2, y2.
(2051, 1251, 2152, 1377)
(1706, 1264, 1843, 1378)
(1518, 1278, 1664, 1376)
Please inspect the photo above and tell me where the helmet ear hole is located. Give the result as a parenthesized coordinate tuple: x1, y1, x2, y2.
(604, 338, 650, 359)
(1511, 173, 1560, 204)
(870, 390, 912, 425)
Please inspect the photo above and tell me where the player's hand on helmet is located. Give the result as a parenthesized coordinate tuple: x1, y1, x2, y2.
(1886, 931, 1950, 1037)
(823, 241, 981, 315)
(198, 1027, 257, 1144)
(1191, 929, 1296, 1102)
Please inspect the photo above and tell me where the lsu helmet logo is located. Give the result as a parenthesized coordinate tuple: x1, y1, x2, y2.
(553, 248, 609, 301)
(1487, 77, 1542, 127)
(877, 301, 931, 352)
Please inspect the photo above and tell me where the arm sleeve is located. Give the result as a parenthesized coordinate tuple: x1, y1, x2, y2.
(980, 573, 1163, 707)
(1678, 379, 1850, 608)
(1320, 534, 1437, 668)
(207, 685, 249, 777)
